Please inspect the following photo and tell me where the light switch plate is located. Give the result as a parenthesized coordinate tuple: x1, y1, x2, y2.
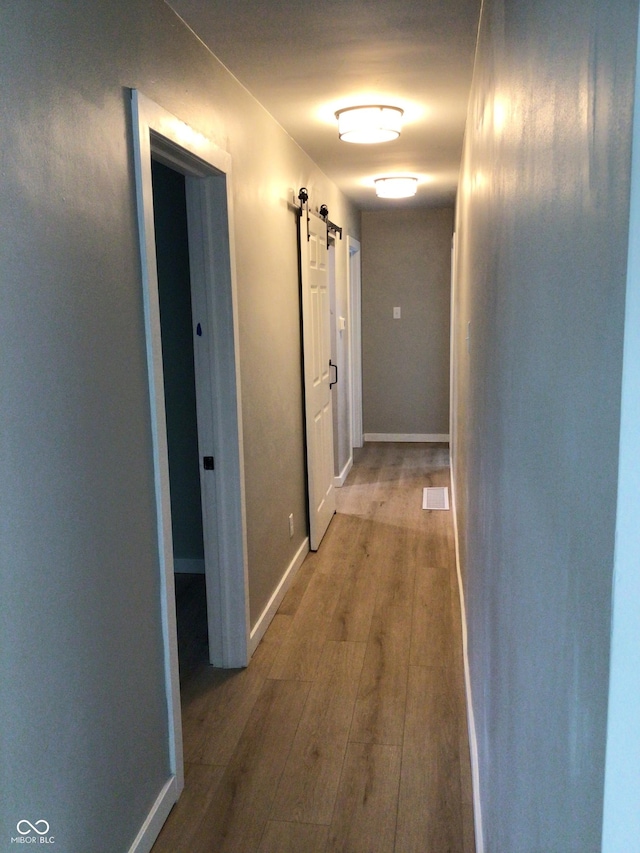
(393, 306, 401, 319)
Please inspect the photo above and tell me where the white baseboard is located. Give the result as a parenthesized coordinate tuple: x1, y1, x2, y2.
(248, 537, 310, 656)
(450, 464, 484, 853)
(128, 776, 178, 853)
(364, 432, 450, 443)
(334, 455, 353, 487)
(173, 558, 205, 574)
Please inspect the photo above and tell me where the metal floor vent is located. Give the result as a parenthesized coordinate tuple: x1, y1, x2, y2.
(422, 486, 450, 511)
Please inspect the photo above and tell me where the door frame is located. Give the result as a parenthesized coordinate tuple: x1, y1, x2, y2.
(348, 236, 363, 448)
(130, 87, 249, 794)
(328, 239, 340, 479)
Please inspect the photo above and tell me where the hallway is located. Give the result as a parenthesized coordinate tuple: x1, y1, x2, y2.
(153, 443, 474, 853)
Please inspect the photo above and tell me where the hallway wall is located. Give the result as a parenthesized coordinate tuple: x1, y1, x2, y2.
(362, 208, 453, 438)
(0, 2, 358, 851)
(452, 0, 638, 850)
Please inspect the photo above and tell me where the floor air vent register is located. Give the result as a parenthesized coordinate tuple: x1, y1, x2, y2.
(422, 486, 450, 511)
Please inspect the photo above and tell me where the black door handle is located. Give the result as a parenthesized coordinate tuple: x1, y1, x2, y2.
(329, 359, 338, 389)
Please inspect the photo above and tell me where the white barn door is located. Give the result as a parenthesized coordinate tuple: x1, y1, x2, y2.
(300, 208, 336, 550)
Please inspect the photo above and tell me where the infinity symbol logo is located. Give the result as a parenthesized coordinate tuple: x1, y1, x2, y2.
(17, 820, 50, 836)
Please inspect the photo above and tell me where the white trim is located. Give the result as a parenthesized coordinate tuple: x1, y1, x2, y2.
(334, 454, 353, 488)
(450, 463, 484, 853)
(130, 91, 251, 848)
(248, 538, 310, 656)
(130, 89, 185, 797)
(364, 432, 450, 443)
(450, 231, 458, 467)
(602, 13, 640, 846)
(348, 237, 363, 449)
(127, 776, 178, 853)
(174, 558, 205, 574)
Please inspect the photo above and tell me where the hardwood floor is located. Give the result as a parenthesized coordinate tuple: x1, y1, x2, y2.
(153, 443, 475, 853)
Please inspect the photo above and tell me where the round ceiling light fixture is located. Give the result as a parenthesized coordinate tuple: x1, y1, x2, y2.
(374, 176, 418, 198)
(335, 105, 403, 144)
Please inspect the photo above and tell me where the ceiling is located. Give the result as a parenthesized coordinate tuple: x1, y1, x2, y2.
(167, 0, 481, 210)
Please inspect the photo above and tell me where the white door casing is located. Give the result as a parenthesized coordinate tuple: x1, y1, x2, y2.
(348, 236, 363, 449)
(300, 209, 336, 550)
(130, 89, 250, 849)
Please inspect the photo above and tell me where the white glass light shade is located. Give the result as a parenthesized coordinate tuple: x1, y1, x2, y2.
(336, 105, 403, 144)
(374, 176, 418, 198)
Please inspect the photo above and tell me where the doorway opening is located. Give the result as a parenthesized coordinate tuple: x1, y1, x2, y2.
(151, 159, 209, 680)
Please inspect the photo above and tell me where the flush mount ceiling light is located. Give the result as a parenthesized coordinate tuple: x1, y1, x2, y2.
(335, 105, 403, 144)
(374, 176, 418, 198)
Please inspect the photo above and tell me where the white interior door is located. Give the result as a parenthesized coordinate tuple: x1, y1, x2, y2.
(300, 209, 336, 550)
(184, 206, 223, 662)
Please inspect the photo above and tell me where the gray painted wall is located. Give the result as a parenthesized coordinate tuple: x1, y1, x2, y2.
(0, 2, 358, 850)
(362, 208, 452, 436)
(452, 0, 638, 850)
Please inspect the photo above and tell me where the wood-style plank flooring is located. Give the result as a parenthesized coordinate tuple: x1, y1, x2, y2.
(153, 443, 475, 853)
